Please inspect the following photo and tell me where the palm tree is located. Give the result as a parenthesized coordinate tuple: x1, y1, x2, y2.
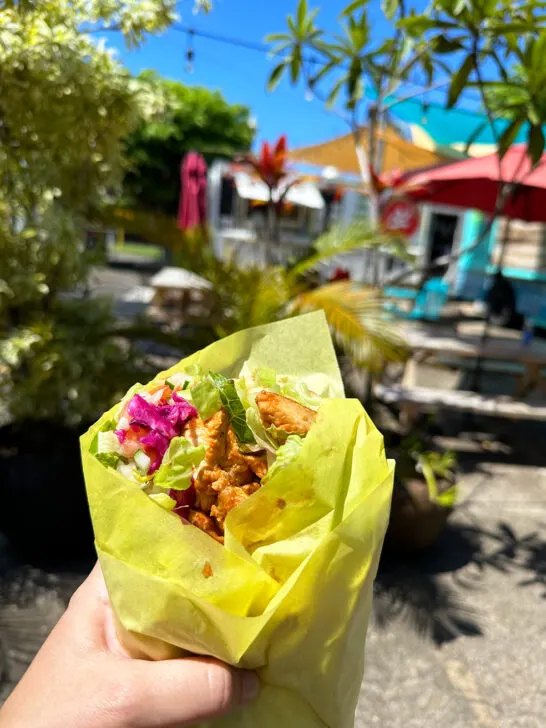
(111, 207, 411, 375)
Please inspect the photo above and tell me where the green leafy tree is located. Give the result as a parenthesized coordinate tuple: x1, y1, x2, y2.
(399, 1, 546, 164)
(0, 1, 203, 425)
(268, 0, 546, 281)
(122, 72, 254, 216)
(267, 0, 438, 224)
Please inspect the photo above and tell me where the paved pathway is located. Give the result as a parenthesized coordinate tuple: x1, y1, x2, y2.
(357, 452, 546, 727)
(2, 449, 544, 725)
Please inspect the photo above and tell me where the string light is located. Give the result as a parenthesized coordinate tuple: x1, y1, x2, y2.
(185, 29, 195, 73)
(171, 25, 480, 113)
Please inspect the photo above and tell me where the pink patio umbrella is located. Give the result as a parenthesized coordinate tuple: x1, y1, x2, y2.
(177, 152, 208, 230)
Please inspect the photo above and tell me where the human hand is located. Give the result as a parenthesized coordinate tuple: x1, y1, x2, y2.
(0, 563, 259, 728)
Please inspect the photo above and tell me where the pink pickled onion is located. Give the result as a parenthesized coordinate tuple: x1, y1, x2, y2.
(127, 394, 177, 439)
(169, 482, 196, 514)
(158, 400, 198, 429)
(122, 391, 199, 474)
(140, 430, 170, 474)
(114, 429, 127, 444)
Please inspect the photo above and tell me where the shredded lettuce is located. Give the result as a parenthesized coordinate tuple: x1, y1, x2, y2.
(255, 366, 277, 388)
(154, 436, 206, 491)
(210, 372, 255, 444)
(100, 418, 117, 433)
(191, 377, 221, 420)
(185, 363, 206, 377)
(97, 430, 121, 455)
(96, 452, 122, 469)
(90, 418, 118, 454)
(148, 492, 177, 511)
(263, 435, 304, 483)
(266, 425, 291, 445)
(245, 406, 278, 453)
(278, 378, 325, 410)
(117, 461, 140, 483)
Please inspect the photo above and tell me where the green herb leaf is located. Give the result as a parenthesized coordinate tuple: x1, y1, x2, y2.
(210, 372, 255, 444)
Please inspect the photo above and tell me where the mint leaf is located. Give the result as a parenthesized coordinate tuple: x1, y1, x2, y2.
(209, 372, 255, 444)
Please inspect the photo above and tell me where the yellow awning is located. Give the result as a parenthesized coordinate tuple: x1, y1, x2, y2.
(289, 127, 449, 177)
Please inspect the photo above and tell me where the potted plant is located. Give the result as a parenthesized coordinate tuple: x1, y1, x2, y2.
(384, 433, 458, 555)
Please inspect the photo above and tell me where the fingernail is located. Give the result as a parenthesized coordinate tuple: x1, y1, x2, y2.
(241, 670, 260, 703)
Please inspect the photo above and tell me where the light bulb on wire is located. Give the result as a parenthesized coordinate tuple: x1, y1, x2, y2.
(186, 30, 195, 74)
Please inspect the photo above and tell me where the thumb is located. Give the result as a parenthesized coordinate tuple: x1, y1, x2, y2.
(129, 656, 260, 727)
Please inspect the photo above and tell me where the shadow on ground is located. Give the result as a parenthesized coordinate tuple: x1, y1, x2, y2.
(374, 518, 546, 646)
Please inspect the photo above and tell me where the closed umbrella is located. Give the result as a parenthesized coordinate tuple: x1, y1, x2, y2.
(177, 152, 208, 230)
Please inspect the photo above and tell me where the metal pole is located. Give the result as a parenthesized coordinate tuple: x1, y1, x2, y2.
(469, 217, 512, 392)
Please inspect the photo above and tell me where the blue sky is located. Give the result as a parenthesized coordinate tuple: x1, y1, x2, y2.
(107, 0, 444, 150)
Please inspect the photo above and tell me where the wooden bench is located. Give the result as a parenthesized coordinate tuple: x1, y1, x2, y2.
(374, 382, 546, 425)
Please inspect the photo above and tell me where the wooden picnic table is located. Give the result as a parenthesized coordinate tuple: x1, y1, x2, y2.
(403, 322, 546, 397)
(376, 321, 546, 427)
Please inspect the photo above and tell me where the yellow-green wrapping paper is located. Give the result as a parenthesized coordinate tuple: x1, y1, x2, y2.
(81, 312, 394, 728)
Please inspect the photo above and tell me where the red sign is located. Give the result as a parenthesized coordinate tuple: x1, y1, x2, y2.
(380, 198, 420, 237)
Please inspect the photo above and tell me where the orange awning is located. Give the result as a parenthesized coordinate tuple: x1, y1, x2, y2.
(289, 127, 449, 177)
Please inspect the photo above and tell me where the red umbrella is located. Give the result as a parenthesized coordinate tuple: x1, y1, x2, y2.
(177, 152, 207, 230)
(401, 145, 546, 222)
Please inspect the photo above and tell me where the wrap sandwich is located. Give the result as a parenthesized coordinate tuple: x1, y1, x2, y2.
(81, 312, 394, 728)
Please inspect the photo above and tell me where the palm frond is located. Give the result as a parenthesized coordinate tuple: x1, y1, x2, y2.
(290, 221, 414, 279)
(290, 281, 409, 372)
(249, 267, 292, 327)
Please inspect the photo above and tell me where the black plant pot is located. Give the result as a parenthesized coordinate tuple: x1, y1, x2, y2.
(0, 420, 96, 567)
(383, 478, 453, 556)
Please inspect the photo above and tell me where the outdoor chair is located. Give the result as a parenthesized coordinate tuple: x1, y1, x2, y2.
(385, 278, 449, 322)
